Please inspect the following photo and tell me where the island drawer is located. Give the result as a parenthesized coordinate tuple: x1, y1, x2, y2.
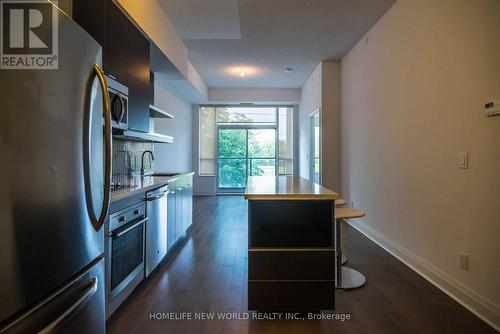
(248, 250, 335, 280)
(248, 281, 335, 311)
(248, 200, 334, 248)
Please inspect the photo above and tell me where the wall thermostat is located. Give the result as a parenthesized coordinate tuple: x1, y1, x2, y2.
(485, 100, 500, 117)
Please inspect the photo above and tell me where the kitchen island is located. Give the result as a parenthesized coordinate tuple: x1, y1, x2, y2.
(244, 176, 339, 311)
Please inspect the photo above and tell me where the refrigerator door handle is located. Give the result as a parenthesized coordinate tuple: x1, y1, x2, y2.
(95, 64, 112, 231)
(0, 277, 99, 334)
(38, 277, 98, 334)
(85, 64, 112, 231)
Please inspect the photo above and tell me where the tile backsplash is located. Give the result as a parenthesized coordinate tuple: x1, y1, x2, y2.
(112, 138, 154, 186)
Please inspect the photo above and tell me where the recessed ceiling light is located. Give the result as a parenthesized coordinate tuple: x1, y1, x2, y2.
(284, 67, 293, 73)
(225, 65, 261, 78)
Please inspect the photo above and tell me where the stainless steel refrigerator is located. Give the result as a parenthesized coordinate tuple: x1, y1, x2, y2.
(0, 3, 111, 333)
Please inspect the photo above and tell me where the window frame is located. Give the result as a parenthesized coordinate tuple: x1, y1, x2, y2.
(198, 105, 295, 178)
(198, 106, 217, 176)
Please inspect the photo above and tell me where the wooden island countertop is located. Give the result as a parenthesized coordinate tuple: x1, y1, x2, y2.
(244, 175, 339, 201)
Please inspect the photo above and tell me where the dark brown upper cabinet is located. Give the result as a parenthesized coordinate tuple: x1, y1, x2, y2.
(72, 0, 105, 46)
(73, 0, 151, 133)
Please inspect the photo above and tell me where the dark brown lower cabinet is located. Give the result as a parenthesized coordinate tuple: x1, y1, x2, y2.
(248, 250, 335, 281)
(247, 200, 336, 311)
(248, 281, 335, 311)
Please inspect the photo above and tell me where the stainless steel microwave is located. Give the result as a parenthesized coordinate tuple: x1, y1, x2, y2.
(105, 75, 128, 130)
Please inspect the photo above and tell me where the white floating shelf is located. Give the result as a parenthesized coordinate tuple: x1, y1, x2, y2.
(113, 129, 174, 144)
(149, 104, 174, 119)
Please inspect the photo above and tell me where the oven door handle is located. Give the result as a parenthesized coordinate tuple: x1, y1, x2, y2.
(112, 217, 149, 238)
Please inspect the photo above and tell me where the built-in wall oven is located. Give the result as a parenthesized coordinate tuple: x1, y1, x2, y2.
(105, 202, 147, 318)
(105, 75, 128, 130)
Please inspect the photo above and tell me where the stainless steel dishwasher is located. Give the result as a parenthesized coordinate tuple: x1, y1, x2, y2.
(145, 185, 169, 277)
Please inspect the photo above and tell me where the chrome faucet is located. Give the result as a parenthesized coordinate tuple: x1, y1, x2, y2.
(141, 150, 154, 176)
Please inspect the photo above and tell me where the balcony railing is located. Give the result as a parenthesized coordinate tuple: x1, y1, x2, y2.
(218, 157, 275, 189)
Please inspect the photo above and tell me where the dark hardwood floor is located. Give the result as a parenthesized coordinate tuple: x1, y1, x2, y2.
(107, 196, 496, 334)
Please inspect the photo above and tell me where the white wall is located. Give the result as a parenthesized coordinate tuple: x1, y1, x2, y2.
(153, 80, 193, 172)
(298, 61, 342, 192)
(299, 63, 322, 180)
(187, 61, 208, 100)
(208, 88, 301, 104)
(341, 0, 500, 329)
(321, 61, 342, 192)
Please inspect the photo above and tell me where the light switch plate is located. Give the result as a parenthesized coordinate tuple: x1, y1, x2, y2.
(458, 152, 468, 169)
(459, 252, 469, 271)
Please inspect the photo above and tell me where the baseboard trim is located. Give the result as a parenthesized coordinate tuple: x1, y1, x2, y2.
(347, 219, 500, 332)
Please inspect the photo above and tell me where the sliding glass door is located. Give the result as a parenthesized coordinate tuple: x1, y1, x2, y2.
(218, 127, 276, 192)
(218, 128, 248, 189)
(248, 129, 276, 178)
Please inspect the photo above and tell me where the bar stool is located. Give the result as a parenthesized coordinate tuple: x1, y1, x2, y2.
(335, 199, 348, 265)
(335, 198, 347, 206)
(335, 207, 366, 289)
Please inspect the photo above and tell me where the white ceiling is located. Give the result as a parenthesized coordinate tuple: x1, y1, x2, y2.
(158, 0, 395, 88)
(158, 0, 241, 39)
